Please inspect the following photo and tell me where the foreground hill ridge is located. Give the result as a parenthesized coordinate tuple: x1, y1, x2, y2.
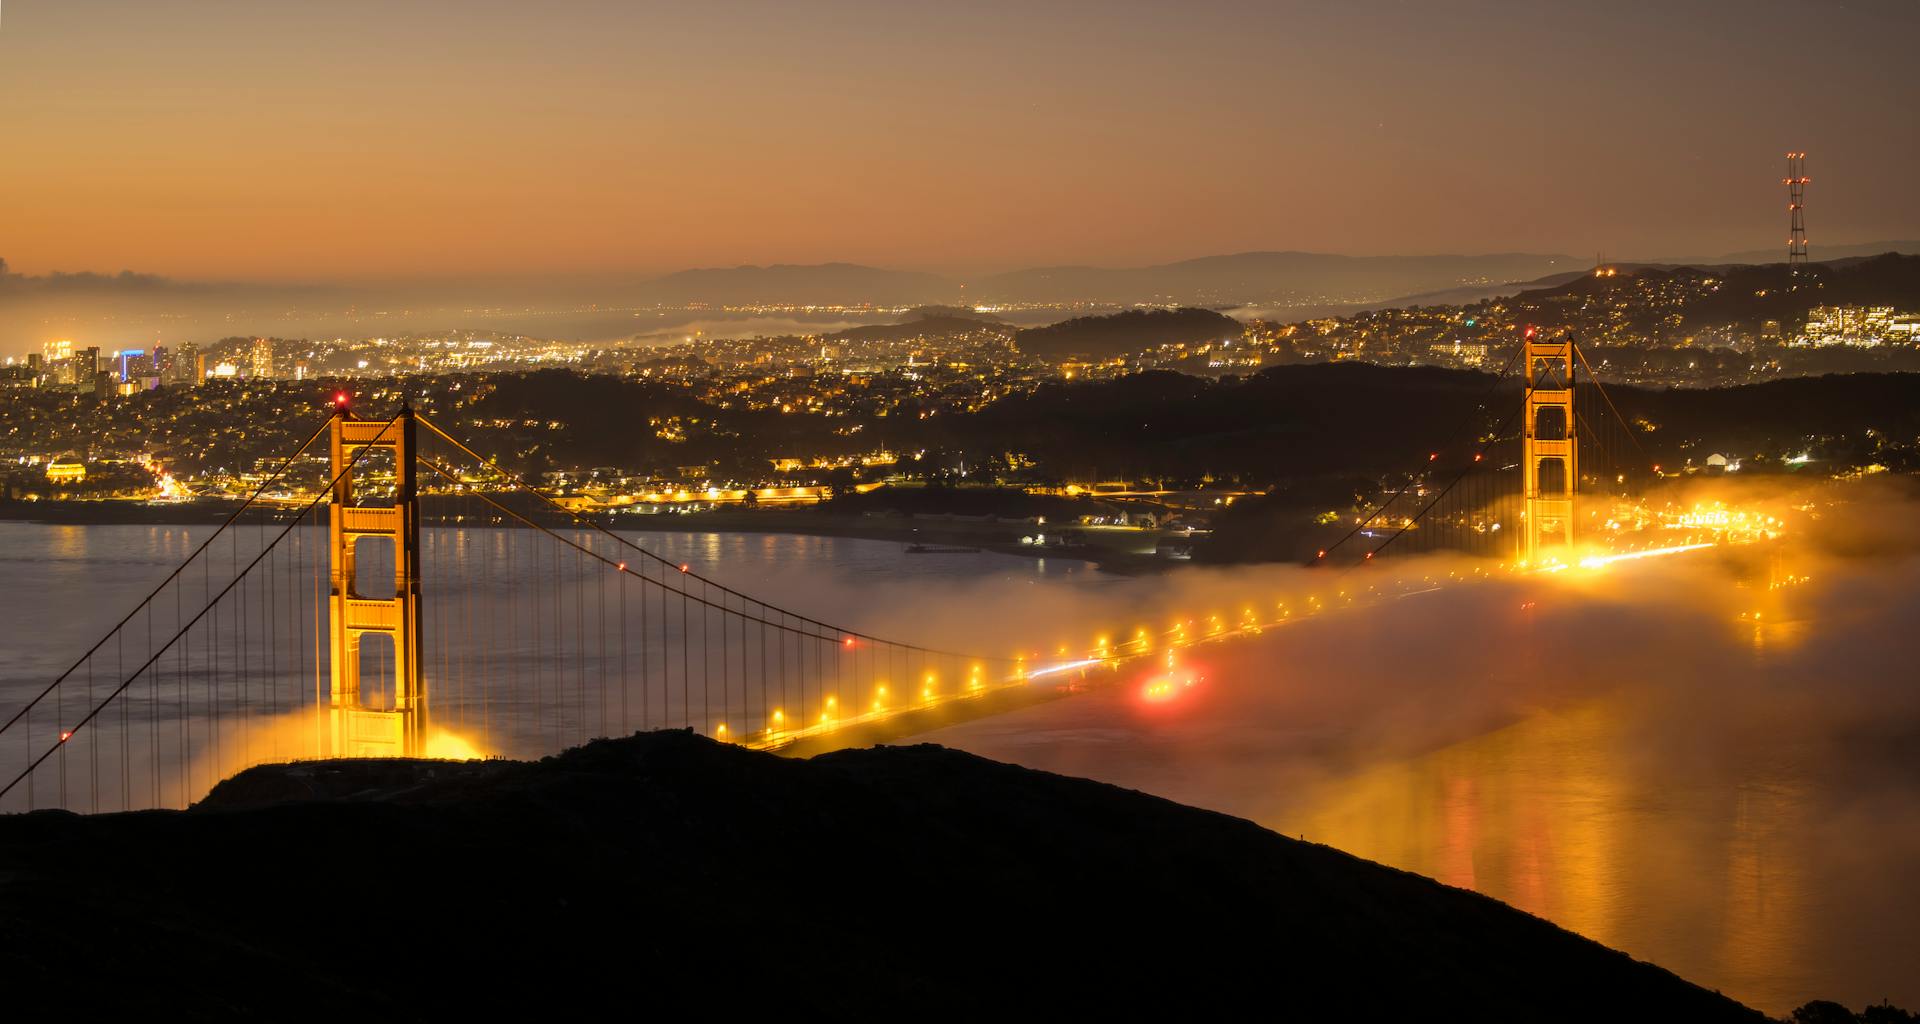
(2, 732, 1764, 1020)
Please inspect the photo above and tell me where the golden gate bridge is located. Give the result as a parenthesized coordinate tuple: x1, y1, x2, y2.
(0, 330, 1747, 813)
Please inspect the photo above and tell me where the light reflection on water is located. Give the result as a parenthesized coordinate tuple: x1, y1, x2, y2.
(1290, 695, 1829, 1009)
(922, 570, 1920, 1016)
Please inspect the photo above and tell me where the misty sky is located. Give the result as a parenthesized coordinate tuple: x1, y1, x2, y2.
(2, 0, 1918, 281)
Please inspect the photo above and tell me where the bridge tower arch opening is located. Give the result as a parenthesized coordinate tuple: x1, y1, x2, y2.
(1522, 331, 1576, 565)
(327, 406, 426, 757)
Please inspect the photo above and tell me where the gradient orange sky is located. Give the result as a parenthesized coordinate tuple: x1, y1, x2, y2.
(2, 0, 1917, 281)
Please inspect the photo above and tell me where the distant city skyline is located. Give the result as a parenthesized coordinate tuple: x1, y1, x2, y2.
(2, 1, 1918, 282)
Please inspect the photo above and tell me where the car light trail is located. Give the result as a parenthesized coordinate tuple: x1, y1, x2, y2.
(1577, 542, 1717, 570)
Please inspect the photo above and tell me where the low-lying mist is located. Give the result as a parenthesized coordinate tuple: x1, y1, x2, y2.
(740, 474, 1914, 1015)
(657, 475, 1916, 1013)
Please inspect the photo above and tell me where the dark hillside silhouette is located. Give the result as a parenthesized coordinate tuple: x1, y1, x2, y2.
(0, 732, 1771, 1020)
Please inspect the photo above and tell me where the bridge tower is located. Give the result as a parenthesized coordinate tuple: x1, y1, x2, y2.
(327, 403, 426, 757)
(1521, 329, 1576, 565)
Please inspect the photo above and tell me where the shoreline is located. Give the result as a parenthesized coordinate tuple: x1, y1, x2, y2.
(0, 499, 1174, 574)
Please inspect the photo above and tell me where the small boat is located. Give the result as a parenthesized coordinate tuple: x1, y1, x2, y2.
(905, 543, 982, 554)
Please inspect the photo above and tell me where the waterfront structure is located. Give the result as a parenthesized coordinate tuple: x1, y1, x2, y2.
(1522, 330, 1576, 564)
(327, 403, 426, 757)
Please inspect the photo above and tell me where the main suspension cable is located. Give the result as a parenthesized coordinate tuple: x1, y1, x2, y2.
(0, 416, 334, 742)
(0, 415, 391, 802)
(414, 419, 1011, 662)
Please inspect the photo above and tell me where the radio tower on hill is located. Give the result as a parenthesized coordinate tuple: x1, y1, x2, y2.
(1784, 151, 1810, 273)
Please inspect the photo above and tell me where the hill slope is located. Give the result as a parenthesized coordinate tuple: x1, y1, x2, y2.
(1503, 252, 1920, 335)
(0, 732, 1763, 1020)
(1015, 307, 1242, 359)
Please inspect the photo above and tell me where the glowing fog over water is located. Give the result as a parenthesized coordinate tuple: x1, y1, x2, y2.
(907, 482, 1920, 1015)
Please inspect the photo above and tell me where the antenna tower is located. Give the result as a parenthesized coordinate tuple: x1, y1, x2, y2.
(1784, 152, 1809, 272)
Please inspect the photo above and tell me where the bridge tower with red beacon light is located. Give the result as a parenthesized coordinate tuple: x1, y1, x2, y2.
(1521, 328, 1577, 565)
(326, 395, 427, 756)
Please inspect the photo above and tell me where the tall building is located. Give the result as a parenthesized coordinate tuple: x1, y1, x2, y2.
(43, 339, 72, 365)
(250, 337, 275, 380)
(116, 349, 149, 382)
(174, 342, 201, 385)
(72, 347, 100, 387)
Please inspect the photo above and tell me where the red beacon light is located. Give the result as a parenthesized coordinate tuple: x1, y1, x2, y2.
(331, 390, 351, 410)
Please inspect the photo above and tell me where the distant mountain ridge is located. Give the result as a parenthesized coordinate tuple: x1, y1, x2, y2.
(7, 242, 1918, 356)
(973, 251, 1585, 305)
(1671, 240, 1920, 266)
(610, 252, 1590, 308)
(613, 244, 1920, 315)
(629, 262, 953, 306)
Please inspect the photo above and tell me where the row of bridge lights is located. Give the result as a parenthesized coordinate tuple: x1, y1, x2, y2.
(711, 537, 1760, 744)
(713, 562, 1610, 743)
(604, 519, 1573, 745)
(716, 662, 995, 742)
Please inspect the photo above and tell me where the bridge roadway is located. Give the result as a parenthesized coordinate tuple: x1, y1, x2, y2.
(758, 572, 1468, 756)
(755, 535, 1778, 757)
